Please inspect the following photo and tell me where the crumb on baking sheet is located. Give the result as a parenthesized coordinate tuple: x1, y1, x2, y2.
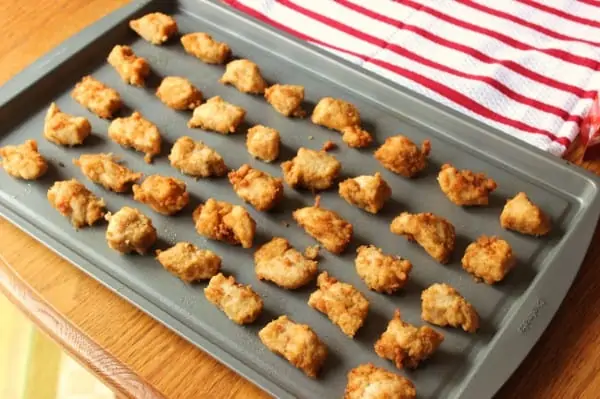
(304, 245, 320, 260)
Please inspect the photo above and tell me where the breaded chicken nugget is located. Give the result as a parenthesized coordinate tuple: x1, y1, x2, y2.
(421, 283, 479, 333)
(438, 164, 497, 206)
(344, 363, 416, 399)
(219, 59, 267, 94)
(71, 76, 122, 119)
(129, 12, 177, 45)
(108, 112, 161, 163)
(107, 45, 150, 87)
(47, 179, 106, 228)
(500, 192, 551, 236)
(281, 148, 341, 191)
(341, 126, 373, 149)
(293, 196, 353, 254)
(246, 125, 280, 162)
(204, 273, 263, 324)
(308, 272, 369, 338)
(462, 236, 515, 284)
(0, 140, 47, 180)
(169, 136, 227, 178)
(192, 198, 256, 248)
(73, 153, 141, 193)
(133, 175, 189, 215)
(264, 84, 305, 117)
(44, 103, 91, 146)
(259, 315, 327, 378)
(390, 212, 455, 264)
(311, 97, 360, 132)
(228, 164, 284, 211)
(105, 206, 156, 254)
(181, 32, 230, 64)
(355, 245, 412, 294)
(156, 242, 221, 282)
(339, 172, 391, 214)
(254, 237, 318, 289)
(156, 76, 203, 110)
(188, 96, 246, 134)
(374, 310, 444, 369)
(375, 136, 431, 178)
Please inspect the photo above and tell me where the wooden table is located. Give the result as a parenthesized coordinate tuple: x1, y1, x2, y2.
(1, 1, 600, 398)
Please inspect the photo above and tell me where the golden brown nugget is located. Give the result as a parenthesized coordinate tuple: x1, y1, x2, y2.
(44, 103, 91, 146)
(108, 112, 161, 163)
(105, 207, 156, 254)
(192, 198, 256, 248)
(255, 238, 318, 289)
(47, 179, 106, 228)
(71, 76, 122, 119)
(169, 136, 227, 178)
(462, 236, 516, 284)
(374, 310, 444, 369)
(259, 315, 327, 378)
(107, 45, 150, 87)
(228, 164, 284, 211)
(500, 192, 551, 236)
(133, 175, 189, 215)
(281, 148, 341, 191)
(355, 245, 412, 294)
(129, 12, 177, 45)
(204, 273, 263, 324)
(73, 153, 141, 193)
(0, 140, 47, 180)
(344, 363, 416, 399)
(219, 59, 267, 94)
(188, 96, 246, 134)
(311, 97, 360, 132)
(341, 126, 373, 149)
(181, 32, 230, 64)
(308, 272, 369, 338)
(156, 76, 203, 110)
(264, 84, 305, 117)
(246, 125, 280, 162)
(421, 283, 479, 333)
(375, 136, 431, 178)
(338, 172, 391, 214)
(156, 242, 221, 282)
(390, 212, 455, 264)
(438, 164, 498, 206)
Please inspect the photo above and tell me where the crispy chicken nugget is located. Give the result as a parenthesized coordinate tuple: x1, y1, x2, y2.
(246, 125, 280, 162)
(374, 310, 444, 369)
(169, 136, 227, 178)
(308, 272, 369, 338)
(0, 140, 47, 180)
(47, 179, 106, 228)
(264, 84, 305, 117)
(105, 206, 156, 254)
(355, 245, 412, 294)
(156, 76, 203, 110)
(259, 315, 327, 378)
(129, 12, 177, 45)
(108, 112, 161, 163)
(219, 59, 267, 94)
(204, 273, 263, 324)
(421, 283, 479, 333)
(71, 76, 122, 119)
(156, 242, 221, 282)
(339, 172, 391, 214)
(181, 32, 230, 64)
(375, 136, 431, 178)
(341, 126, 373, 149)
(311, 97, 360, 132)
(462, 236, 516, 284)
(192, 198, 256, 248)
(107, 45, 150, 87)
(133, 175, 189, 215)
(500, 192, 551, 236)
(188, 96, 246, 134)
(438, 164, 497, 206)
(44, 103, 91, 146)
(344, 363, 416, 399)
(281, 148, 341, 191)
(73, 153, 141, 193)
(228, 164, 284, 211)
(390, 212, 455, 264)
(293, 196, 353, 254)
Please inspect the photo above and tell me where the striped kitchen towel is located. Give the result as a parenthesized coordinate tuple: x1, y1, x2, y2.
(224, 0, 600, 156)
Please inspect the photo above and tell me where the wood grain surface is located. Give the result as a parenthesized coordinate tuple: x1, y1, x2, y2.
(0, 1, 599, 398)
